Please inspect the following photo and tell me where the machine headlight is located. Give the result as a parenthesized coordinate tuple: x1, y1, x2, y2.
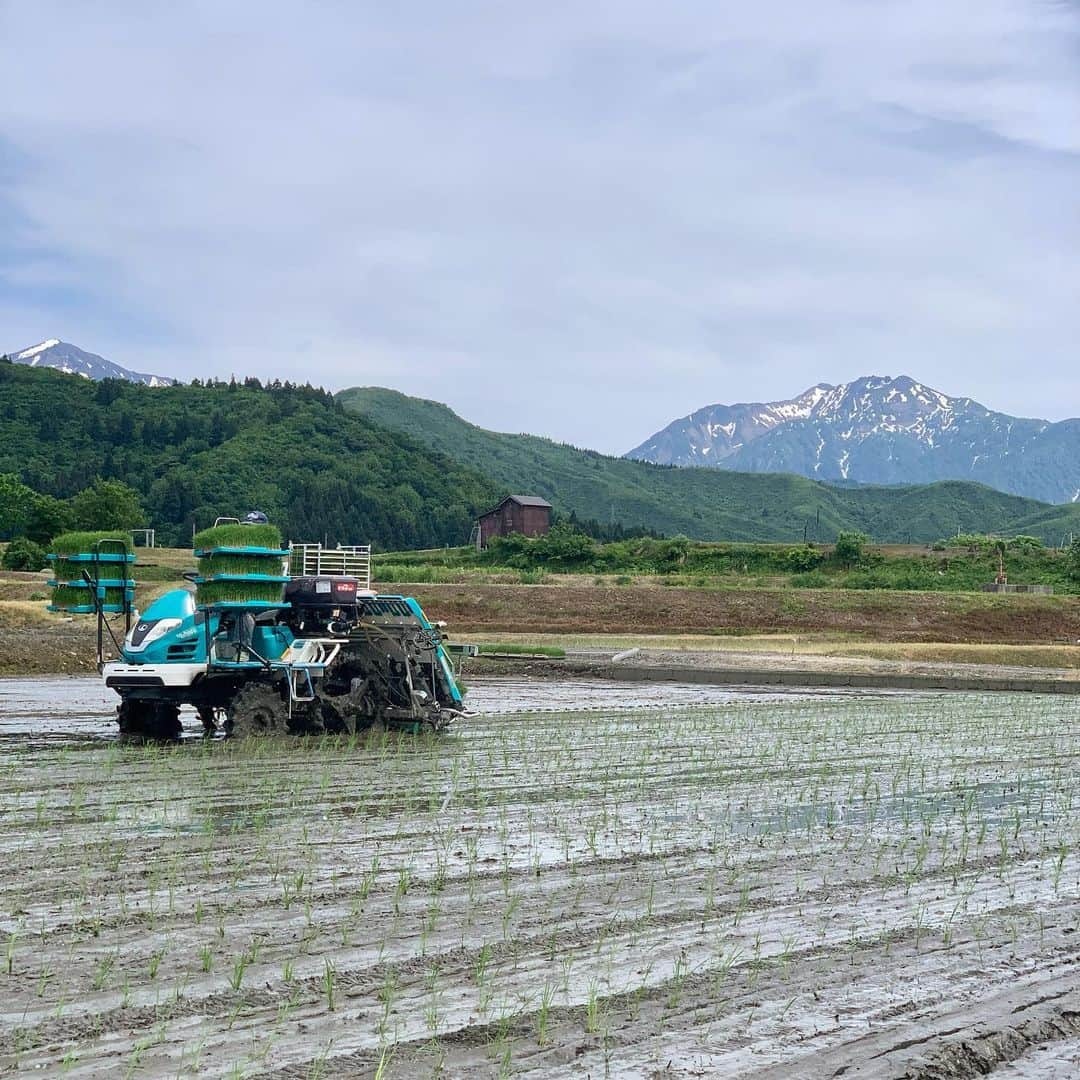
(126, 617, 183, 652)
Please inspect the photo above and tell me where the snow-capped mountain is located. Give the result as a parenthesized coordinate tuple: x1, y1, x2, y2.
(627, 375, 1080, 505)
(6, 340, 173, 386)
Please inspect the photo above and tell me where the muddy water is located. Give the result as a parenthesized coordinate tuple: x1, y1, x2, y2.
(2, 688, 1080, 1077)
(0, 673, 879, 743)
(0, 676, 116, 742)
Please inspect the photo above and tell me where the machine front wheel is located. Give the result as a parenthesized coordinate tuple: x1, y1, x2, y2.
(117, 699, 182, 740)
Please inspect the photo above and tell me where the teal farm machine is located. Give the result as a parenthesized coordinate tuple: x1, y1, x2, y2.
(50, 516, 469, 739)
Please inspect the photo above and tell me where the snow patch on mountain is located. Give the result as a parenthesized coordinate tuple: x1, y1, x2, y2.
(16, 339, 62, 363)
(7, 340, 174, 387)
(626, 374, 1080, 505)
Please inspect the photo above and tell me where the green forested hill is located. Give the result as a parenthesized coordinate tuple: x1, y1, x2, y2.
(0, 364, 497, 548)
(5, 361, 1077, 551)
(339, 387, 1080, 544)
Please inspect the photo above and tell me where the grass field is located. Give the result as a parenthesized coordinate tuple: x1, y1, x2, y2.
(3, 690, 1080, 1075)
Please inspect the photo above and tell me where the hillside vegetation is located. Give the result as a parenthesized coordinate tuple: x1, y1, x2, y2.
(375, 531, 1080, 594)
(5, 363, 1079, 552)
(339, 387, 1080, 544)
(0, 363, 497, 548)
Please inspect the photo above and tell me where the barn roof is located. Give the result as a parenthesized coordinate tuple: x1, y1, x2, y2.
(479, 494, 553, 517)
(506, 495, 552, 507)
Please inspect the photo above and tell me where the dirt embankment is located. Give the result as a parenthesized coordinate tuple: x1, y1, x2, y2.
(410, 583, 1080, 644)
(0, 623, 101, 676)
(5, 582, 1080, 678)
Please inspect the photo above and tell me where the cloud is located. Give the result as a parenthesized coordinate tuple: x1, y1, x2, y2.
(1, 0, 1078, 452)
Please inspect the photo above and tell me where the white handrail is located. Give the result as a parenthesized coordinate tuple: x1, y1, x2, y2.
(288, 544, 371, 590)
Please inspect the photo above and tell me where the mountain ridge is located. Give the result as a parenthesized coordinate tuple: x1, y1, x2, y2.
(626, 375, 1080, 505)
(6, 339, 174, 387)
(338, 386, 1080, 545)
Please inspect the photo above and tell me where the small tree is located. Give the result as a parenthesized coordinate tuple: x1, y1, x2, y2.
(25, 494, 74, 546)
(69, 479, 146, 531)
(833, 531, 868, 567)
(1068, 538, 1080, 583)
(0, 474, 36, 540)
(1, 537, 47, 571)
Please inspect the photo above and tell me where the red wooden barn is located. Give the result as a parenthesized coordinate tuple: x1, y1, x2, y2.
(477, 495, 552, 547)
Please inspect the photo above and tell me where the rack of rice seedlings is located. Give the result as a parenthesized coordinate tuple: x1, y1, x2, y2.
(193, 522, 290, 608)
(47, 531, 136, 613)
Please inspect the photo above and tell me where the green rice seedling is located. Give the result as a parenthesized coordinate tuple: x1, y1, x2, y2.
(51, 584, 128, 609)
(50, 531, 134, 557)
(91, 951, 116, 990)
(193, 523, 282, 551)
(474, 942, 492, 985)
(533, 980, 557, 1045)
(229, 953, 248, 991)
(323, 959, 336, 1011)
(195, 579, 285, 606)
(373, 1047, 393, 1080)
(377, 967, 399, 1037)
(198, 551, 285, 577)
(583, 981, 602, 1033)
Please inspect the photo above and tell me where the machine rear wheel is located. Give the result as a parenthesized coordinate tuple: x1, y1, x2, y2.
(226, 683, 288, 738)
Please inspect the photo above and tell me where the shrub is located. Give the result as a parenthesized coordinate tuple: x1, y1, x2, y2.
(833, 531, 868, 567)
(1, 537, 47, 571)
(1069, 539, 1080, 584)
(783, 544, 825, 572)
(789, 570, 832, 589)
(1008, 535, 1044, 553)
(484, 524, 594, 571)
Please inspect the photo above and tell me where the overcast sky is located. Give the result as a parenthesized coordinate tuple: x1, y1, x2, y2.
(1, 1, 1078, 453)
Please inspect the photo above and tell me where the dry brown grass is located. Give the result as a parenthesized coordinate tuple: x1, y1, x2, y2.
(132, 545, 197, 570)
(0, 600, 63, 628)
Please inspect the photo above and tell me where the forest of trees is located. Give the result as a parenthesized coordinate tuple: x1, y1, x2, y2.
(0, 364, 498, 549)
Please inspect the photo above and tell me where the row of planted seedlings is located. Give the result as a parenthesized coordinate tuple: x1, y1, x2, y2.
(6, 696, 1078, 945)
(4, 693, 1080, 1074)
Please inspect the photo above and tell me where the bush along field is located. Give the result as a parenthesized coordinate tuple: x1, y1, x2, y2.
(373, 527, 1080, 594)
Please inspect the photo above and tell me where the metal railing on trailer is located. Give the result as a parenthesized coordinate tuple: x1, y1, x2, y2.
(288, 544, 372, 590)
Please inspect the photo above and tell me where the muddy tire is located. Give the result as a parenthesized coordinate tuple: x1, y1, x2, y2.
(117, 700, 182, 740)
(316, 692, 352, 735)
(226, 683, 287, 738)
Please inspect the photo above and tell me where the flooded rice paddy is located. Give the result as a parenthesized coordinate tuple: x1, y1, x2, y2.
(1, 678, 1079, 1077)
